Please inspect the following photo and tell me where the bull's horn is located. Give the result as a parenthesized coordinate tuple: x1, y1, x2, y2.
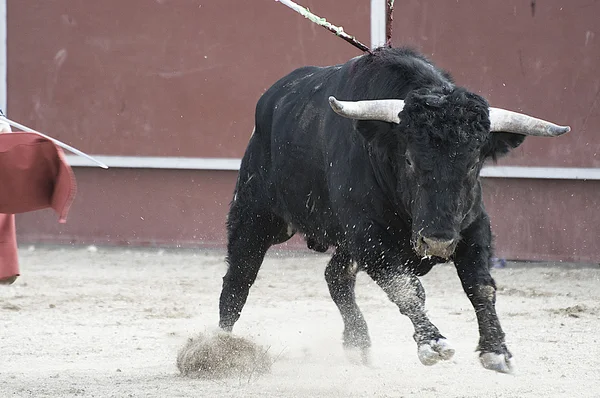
(489, 108, 571, 137)
(328, 96, 405, 124)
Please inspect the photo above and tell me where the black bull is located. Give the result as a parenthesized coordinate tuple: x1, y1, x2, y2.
(217, 47, 570, 374)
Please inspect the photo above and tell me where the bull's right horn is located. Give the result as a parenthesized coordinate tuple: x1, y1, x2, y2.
(328, 96, 405, 124)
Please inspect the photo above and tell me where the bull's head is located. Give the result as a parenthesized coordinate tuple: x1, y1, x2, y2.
(328, 88, 570, 259)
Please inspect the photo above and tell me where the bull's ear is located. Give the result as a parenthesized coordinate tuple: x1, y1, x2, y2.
(354, 120, 397, 145)
(485, 132, 526, 161)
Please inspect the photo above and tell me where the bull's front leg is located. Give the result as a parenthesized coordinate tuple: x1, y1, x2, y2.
(350, 227, 455, 367)
(453, 215, 514, 374)
(367, 266, 456, 366)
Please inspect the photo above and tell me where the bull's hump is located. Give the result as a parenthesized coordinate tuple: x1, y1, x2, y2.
(283, 72, 315, 89)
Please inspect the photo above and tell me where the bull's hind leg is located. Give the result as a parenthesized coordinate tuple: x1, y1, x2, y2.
(218, 201, 290, 332)
(325, 248, 371, 363)
(366, 267, 455, 366)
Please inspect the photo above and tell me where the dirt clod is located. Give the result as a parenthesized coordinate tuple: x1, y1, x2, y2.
(176, 331, 272, 379)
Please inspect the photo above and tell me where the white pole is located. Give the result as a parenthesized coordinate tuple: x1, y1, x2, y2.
(0, 0, 7, 112)
(370, 0, 386, 49)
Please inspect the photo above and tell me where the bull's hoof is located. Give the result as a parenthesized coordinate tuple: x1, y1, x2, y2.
(417, 338, 455, 366)
(342, 332, 371, 366)
(479, 352, 515, 374)
(217, 321, 234, 333)
(307, 238, 329, 253)
(344, 346, 371, 366)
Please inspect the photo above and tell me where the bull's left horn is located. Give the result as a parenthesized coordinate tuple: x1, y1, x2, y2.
(489, 108, 571, 137)
(328, 96, 405, 124)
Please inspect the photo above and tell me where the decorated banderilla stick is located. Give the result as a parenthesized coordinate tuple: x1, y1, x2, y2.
(275, 0, 372, 54)
(386, 0, 394, 47)
(0, 116, 109, 169)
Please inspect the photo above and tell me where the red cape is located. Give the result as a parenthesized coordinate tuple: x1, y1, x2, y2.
(0, 132, 77, 282)
(0, 132, 77, 220)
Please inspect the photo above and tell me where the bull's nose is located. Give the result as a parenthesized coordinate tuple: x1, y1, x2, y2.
(418, 236, 457, 259)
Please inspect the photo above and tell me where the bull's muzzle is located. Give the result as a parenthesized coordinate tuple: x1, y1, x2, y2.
(415, 236, 457, 259)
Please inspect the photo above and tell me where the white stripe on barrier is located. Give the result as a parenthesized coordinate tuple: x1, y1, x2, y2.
(64, 155, 600, 180)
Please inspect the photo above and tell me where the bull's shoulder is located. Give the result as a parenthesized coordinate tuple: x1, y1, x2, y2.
(255, 64, 344, 126)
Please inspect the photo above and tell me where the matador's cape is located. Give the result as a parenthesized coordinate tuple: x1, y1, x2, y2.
(0, 130, 77, 283)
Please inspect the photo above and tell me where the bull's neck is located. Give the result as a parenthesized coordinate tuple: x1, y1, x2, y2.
(366, 144, 401, 210)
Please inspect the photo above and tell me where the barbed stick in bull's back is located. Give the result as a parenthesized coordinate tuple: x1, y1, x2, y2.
(386, 0, 394, 46)
(275, 0, 372, 53)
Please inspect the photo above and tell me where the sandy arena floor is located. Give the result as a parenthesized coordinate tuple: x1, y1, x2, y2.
(1, 246, 599, 397)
